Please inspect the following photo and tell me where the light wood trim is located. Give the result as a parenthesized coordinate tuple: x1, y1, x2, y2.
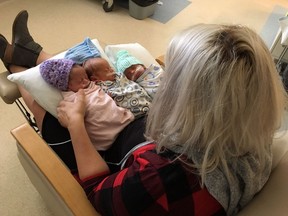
(11, 123, 99, 216)
(156, 55, 165, 67)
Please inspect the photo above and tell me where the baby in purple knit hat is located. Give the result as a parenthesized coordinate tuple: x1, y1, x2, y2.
(40, 58, 90, 92)
(40, 59, 134, 151)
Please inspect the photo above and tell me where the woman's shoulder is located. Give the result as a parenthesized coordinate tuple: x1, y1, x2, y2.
(127, 144, 194, 177)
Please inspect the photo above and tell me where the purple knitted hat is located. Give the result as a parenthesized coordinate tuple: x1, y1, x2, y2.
(40, 59, 75, 91)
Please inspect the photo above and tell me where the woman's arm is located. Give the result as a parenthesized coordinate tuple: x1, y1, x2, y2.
(57, 89, 109, 180)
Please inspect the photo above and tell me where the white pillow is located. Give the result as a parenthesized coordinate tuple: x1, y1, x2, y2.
(105, 43, 160, 72)
(8, 40, 158, 118)
(8, 39, 109, 117)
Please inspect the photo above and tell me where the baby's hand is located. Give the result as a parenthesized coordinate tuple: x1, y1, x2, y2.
(57, 89, 87, 128)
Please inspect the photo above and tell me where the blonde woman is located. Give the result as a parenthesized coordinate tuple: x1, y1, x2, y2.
(57, 24, 287, 215)
(1, 12, 286, 214)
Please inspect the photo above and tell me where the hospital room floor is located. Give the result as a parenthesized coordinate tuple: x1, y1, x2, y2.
(0, 0, 288, 215)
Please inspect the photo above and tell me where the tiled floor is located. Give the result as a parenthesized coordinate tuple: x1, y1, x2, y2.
(1, 0, 288, 215)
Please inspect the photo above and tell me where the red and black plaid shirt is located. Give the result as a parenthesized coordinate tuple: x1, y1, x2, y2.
(81, 144, 225, 216)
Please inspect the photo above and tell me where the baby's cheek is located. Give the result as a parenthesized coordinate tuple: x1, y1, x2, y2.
(125, 68, 133, 74)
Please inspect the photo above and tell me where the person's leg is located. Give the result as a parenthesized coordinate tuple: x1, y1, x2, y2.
(0, 35, 50, 131)
(104, 116, 147, 172)
(0, 10, 54, 128)
(0, 10, 43, 70)
(0, 11, 78, 170)
(36, 51, 53, 65)
(9, 64, 46, 131)
(3, 47, 53, 68)
(41, 112, 77, 170)
(8, 62, 76, 170)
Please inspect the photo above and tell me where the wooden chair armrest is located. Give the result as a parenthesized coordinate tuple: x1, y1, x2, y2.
(11, 123, 99, 216)
(156, 55, 165, 67)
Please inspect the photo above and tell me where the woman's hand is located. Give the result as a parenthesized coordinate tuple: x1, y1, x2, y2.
(57, 89, 86, 129)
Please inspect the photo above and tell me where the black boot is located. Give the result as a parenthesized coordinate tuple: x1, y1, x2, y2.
(11, 10, 43, 68)
(0, 34, 7, 59)
(0, 34, 11, 71)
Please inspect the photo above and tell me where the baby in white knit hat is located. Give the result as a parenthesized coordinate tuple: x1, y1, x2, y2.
(115, 50, 164, 99)
(84, 57, 153, 119)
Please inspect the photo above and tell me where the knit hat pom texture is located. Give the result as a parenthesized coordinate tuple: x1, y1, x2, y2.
(40, 59, 75, 91)
(116, 50, 142, 74)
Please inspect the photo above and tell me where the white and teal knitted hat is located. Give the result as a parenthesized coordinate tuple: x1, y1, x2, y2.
(116, 50, 142, 74)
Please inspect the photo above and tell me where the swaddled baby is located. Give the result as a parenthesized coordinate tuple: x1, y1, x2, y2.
(40, 58, 134, 151)
(116, 50, 164, 99)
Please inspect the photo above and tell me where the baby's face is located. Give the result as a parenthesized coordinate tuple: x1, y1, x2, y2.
(124, 64, 145, 81)
(84, 58, 115, 82)
(68, 65, 90, 92)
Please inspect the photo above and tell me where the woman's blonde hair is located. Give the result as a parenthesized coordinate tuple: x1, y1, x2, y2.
(145, 24, 287, 185)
